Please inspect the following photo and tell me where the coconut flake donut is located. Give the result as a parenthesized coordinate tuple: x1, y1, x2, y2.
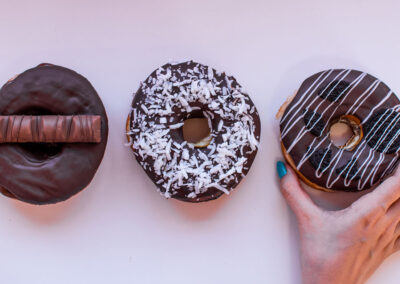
(127, 61, 261, 202)
(280, 69, 400, 192)
(0, 64, 108, 204)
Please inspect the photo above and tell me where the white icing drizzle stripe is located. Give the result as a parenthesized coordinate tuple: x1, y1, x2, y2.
(280, 69, 336, 133)
(285, 72, 366, 152)
(281, 69, 351, 139)
(329, 108, 399, 189)
(347, 80, 381, 114)
(280, 69, 333, 124)
(361, 91, 393, 124)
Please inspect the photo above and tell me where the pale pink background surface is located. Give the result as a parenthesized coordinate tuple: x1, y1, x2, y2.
(0, 1, 400, 283)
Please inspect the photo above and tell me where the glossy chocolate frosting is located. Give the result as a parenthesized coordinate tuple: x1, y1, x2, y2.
(280, 69, 400, 192)
(128, 61, 261, 202)
(0, 64, 108, 204)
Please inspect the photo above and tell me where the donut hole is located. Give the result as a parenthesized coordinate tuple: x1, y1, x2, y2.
(330, 123, 353, 147)
(182, 112, 211, 147)
(12, 106, 64, 161)
(329, 115, 362, 150)
(13, 106, 56, 116)
(18, 143, 64, 161)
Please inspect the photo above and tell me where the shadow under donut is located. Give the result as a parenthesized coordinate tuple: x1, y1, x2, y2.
(169, 192, 229, 220)
(10, 191, 82, 224)
(303, 183, 373, 211)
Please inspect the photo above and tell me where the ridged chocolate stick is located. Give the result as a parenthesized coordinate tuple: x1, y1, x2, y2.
(0, 115, 101, 143)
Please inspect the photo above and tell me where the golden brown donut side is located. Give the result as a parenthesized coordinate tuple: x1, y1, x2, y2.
(281, 142, 333, 192)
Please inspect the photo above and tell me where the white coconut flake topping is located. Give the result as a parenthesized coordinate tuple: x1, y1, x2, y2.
(128, 61, 259, 200)
(169, 122, 184, 129)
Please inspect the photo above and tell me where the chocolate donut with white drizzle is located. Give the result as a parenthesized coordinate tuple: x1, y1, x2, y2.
(280, 69, 400, 192)
(127, 61, 261, 202)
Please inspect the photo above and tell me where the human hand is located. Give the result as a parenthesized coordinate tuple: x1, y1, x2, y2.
(277, 161, 400, 284)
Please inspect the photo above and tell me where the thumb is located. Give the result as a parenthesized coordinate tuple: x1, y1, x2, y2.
(277, 161, 321, 220)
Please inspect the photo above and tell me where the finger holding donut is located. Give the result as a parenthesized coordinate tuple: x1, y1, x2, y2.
(277, 161, 400, 284)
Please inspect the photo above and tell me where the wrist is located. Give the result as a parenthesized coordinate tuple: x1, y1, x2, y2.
(300, 253, 360, 284)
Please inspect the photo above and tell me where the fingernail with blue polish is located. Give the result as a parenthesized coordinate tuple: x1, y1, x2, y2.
(276, 161, 287, 179)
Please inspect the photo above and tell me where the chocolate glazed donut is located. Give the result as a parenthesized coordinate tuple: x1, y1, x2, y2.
(127, 61, 261, 202)
(280, 69, 400, 192)
(0, 64, 108, 204)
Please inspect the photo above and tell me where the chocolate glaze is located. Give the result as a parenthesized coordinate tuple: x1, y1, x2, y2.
(0, 115, 101, 143)
(128, 61, 261, 202)
(280, 69, 400, 192)
(0, 64, 108, 204)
